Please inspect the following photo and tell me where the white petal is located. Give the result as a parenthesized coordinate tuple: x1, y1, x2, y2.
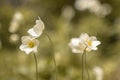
(69, 38, 86, 53)
(21, 36, 29, 42)
(86, 41, 100, 51)
(91, 47, 98, 50)
(92, 41, 101, 47)
(86, 47, 92, 51)
(34, 39, 40, 46)
(23, 48, 33, 54)
(20, 36, 39, 54)
(36, 19, 45, 30)
(90, 36, 97, 41)
(19, 44, 25, 51)
(69, 38, 80, 46)
(20, 44, 33, 54)
(21, 36, 30, 43)
(33, 47, 38, 53)
(28, 28, 41, 38)
(33, 27, 43, 37)
(28, 19, 44, 38)
(79, 33, 89, 42)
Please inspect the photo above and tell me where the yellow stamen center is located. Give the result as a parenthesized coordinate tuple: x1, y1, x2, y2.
(88, 41, 92, 46)
(28, 41, 34, 48)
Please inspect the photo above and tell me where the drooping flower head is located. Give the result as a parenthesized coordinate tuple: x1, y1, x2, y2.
(20, 36, 39, 54)
(69, 33, 101, 53)
(28, 18, 45, 38)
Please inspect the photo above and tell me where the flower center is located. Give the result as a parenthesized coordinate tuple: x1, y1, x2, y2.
(87, 41, 92, 46)
(28, 41, 34, 48)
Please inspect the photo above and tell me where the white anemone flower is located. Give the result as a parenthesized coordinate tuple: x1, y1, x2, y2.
(69, 33, 101, 53)
(69, 38, 86, 53)
(79, 33, 101, 51)
(28, 18, 45, 38)
(19, 36, 39, 54)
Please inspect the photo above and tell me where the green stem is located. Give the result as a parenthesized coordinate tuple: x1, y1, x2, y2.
(44, 31, 59, 80)
(82, 52, 85, 80)
(82, 47, 88, 80)
(82, 47, 90, 80)
(33, 53, 38, 80)
(84, 50, 90, 80)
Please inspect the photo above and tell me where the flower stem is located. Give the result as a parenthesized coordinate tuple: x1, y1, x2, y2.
(33, 53, 38, 80)
(82, 52, 85, 80)
(44, 31, 59, 80)
(82, 47, 90, 80)
(84, 50, 90, 80)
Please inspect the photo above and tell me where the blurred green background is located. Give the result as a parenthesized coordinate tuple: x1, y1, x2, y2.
(0, 0, 120, 80)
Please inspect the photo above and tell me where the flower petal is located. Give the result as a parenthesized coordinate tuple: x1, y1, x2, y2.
(20, 44, 33, 54)
(20, 36, 40, 54)
(28, 28, 41, 38)
(92, 41, 101, 47)
(69, 33, 101, 53)
(23, 48, 33, 54)
(79, 33, 89, 40)
(69, 38, 86, 53)
(28, 19, 44, 38)
(69, 38, 80, 46)
(21, 36, 30, 43)
(90, 36, 97, 41)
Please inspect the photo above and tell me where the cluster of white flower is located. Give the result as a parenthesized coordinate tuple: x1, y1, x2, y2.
(69, 33, 101, 53)
(9, 11, 24, 43)
(93, 66, 103, 80)
(61, 6, 75, 21)
(19, 17, 45, 54)
(9, 11, 23, 33)
(19, 18, 101, 55)
(75, 0, 112, 17)
(18, 17, 101, 80)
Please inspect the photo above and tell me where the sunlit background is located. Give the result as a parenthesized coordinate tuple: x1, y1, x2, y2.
(0, 0, 120, 80)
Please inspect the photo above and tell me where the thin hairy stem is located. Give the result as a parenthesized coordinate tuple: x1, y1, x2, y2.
(82, 52, 85, 80)
(33, 53, 38, 80)
(84, 51, 90, 80)
(82, 47, 88, 80)
(44, 31, 59, 80)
